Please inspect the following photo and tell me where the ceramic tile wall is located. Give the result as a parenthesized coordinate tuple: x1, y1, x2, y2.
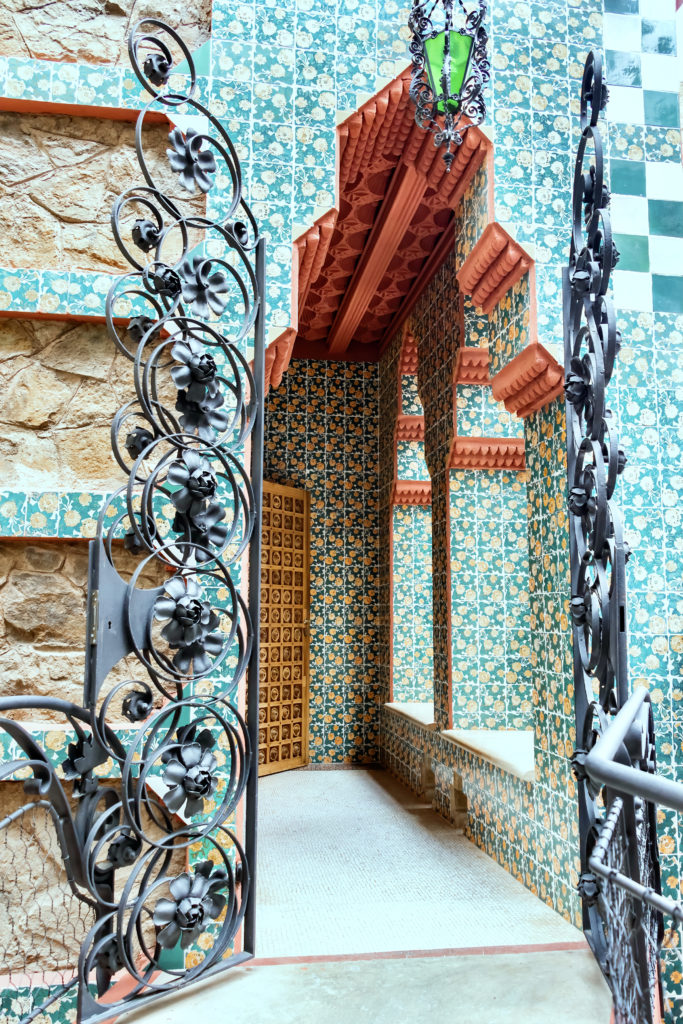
(380, 704, 579, 922)
(392, 505, 434, 702)
(263, 359, 381, 762)
(455, 383, 523, 437)
(450, 469, 533, 729)
(378, 328, 402, 708)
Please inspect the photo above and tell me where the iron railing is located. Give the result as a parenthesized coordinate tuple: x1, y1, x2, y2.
(0, 20, 264, 1023)
(564, 52, 683, 1024)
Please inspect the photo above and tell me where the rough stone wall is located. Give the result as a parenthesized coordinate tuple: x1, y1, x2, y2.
(0, 318, 134, 490)
(0, 539, 165, 721)
(0, 0, 211, 65)
(0, 112, 204, 272)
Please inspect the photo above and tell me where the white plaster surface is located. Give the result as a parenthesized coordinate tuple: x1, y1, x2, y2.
(441, 728, 535, 782)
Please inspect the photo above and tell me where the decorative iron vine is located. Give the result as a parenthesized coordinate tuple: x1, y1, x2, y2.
(0, 20, 264, 1024)
(563, 52, 683, 1024)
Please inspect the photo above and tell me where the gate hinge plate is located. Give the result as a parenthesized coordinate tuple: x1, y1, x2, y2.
(89, 590, 99, 646)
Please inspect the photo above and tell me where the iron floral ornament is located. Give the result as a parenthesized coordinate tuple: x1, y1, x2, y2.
(0, 17, 265, 1024)
(153, 861, 228, 949)
(408, 0, 489, 169)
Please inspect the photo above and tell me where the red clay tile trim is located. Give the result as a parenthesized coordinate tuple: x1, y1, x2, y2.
(399, 330, 419, 374)
(0, 97, 168, 123)
(392, 480, 432, 505)
(396, 415, 425, 441)
(490, 342, 564, 418)
(250, 940, 590, 967)
(456, 347, 490, 384)
(456, 223, 532, 315)
(448, 437, 525, 471)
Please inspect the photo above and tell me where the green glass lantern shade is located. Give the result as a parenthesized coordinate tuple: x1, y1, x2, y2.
(423, 30, 474, 114)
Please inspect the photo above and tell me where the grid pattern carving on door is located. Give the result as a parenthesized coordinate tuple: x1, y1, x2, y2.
(259, 482, 311, 776)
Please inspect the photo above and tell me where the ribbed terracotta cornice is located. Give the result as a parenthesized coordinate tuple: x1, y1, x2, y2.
(448, 437, 525, 471)
(396, 415, 425, 441)
(456, 223, 532, 314)
(392, 480, 432, 505)
(490, 343, 564, 418)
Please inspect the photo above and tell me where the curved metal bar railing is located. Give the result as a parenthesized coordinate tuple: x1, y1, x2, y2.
(564, 52, 683, 1024)
(0, 20, 264, 1024)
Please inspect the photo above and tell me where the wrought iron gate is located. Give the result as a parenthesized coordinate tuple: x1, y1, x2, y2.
(0, 21, 263, 1023)
(565, 51, 683, 1024)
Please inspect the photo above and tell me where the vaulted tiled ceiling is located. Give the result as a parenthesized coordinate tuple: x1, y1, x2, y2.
(290, 72, 489, 363)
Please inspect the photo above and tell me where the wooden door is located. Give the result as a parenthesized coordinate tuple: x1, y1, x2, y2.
(258, 482, 310, 776)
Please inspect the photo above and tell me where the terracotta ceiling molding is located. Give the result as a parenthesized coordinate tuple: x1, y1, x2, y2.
(263, 68, 490, 388)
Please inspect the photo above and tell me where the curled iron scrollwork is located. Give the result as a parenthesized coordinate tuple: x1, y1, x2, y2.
(563, 53, 669, 1024)
(0, 19, 264, 1024)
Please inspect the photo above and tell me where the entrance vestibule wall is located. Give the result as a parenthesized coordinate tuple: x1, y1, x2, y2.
(378, 160, 581, 927)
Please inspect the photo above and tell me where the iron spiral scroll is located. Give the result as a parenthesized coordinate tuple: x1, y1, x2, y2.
(0, 20, 264, 1024)
(563, 53, 668, 1023)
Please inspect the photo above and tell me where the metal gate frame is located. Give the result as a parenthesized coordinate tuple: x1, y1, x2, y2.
(0, 20, 264, 1023)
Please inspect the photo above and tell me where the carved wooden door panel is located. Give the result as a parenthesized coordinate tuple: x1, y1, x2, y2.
(258, 482, 310, 775)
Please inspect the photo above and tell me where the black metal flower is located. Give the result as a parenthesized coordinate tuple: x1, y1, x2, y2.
(170, 337, 219, 403)
(154, 577, 223, 675)
(61, 731, 105, 785)
(153, 860, 228, 949)
(132, 218, 161, 253)
(161, 723, 218, 817)
(127, 315, 158, 345)
(167, 450, 217, 516)
(144, 52, 171, 87)
(167, 128, 217, 194)
(122, 688, 154, 722)
(124, 515, 158, 554)
(125, 425, 155, 460)
(173, 501, 228, 556)
(178, 253, 229, 319)
(176, 389, 230, 442)
(145, 264, 181, 299)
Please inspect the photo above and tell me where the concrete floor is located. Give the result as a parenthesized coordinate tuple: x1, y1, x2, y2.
(126, 768, 613, 1023)
(126, 949, 612, 1024)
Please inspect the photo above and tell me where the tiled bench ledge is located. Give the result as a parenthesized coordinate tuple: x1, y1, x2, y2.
(441, 728, 535, 783)
(384, 702, 436, 729)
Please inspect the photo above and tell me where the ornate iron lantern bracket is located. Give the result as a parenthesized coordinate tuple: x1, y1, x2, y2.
(408, 0, 490, 168)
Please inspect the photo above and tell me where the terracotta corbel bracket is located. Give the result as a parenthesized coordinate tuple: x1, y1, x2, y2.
(456, 222, 532, 315)
(457, 222, 564, 418)
(455, 346, 489, 385)
(490, 342, 564, 418)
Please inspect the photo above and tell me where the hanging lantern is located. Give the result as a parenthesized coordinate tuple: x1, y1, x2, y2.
(408, 0, 490, 171)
